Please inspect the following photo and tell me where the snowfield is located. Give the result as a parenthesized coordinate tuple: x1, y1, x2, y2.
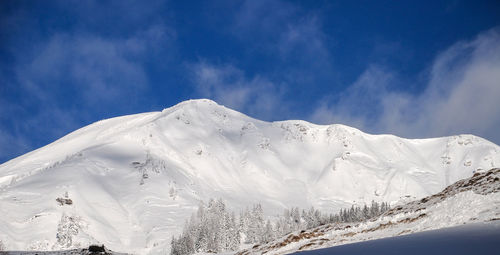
(0, 99, 499, 254)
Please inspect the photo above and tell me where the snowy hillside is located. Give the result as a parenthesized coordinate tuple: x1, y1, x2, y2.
(238, 168, 500, 255)
(0, 99, 499, 254)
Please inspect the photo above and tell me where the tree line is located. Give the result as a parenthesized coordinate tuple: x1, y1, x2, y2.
(171, 199, 390, 255)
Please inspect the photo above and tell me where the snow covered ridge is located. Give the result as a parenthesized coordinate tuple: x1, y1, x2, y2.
(237, 168, 500, 255)
(0, 99, 499, 254)
(384, 168, 500, 216)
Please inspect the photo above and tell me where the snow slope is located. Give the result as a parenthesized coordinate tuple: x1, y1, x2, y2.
(238, 168, 500, 255)
(0, 99, 499, 254)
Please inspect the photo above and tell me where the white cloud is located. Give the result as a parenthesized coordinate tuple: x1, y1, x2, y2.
(0, 1, 176, 163)
(311, 28, 500, 144)
(19, 33, 151, 105)
(278, 15, 328, 60)
(0, 25, 174, 163)
(233, 0, 297, 40)
(0, 129, 30, 161)
(14, 23, 176, 110)
(310, 66, 396, 128)
(419, 29, 500, 138)
(191, 62, 287, 120)
(232, 0, 335, 86)
(190, 28, 500, 145)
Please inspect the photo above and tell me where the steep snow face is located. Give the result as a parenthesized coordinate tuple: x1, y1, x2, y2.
(0, 99, 499, 253)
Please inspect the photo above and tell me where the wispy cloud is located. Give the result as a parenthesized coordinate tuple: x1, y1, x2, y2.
(2, 1, 499, 165)
(0, 33, 149, 161)
(231, 0, 335, 87)
(0, 129, 30, 160)
(0, 2, 174, 163)
(190, 61, 287, 120)
(23, 34, 148, 102)
(310, 66, 397, 128)
(311, 28, 500, 143)
(0, 99, 31, 158)
(189, 27, 500, 145)
(232, 0, 297, 41)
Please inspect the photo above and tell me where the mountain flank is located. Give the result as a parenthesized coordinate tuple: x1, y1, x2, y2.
(0, 99, 499, 254)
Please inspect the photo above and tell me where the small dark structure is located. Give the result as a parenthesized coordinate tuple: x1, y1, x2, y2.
(88, 244, 106, 254)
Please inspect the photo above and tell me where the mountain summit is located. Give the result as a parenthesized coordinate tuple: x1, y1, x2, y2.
(1, 99, 499, 253)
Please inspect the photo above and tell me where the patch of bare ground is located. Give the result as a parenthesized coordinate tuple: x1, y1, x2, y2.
(361, 221, 395, 233)
(297, 238, 331, 251)
(341, 232, 357, 237)
(398, 213, 427, 223)
(298, 242, 316, 251)
(276, 230, 324, 247)
(237, 224, 347, 254)
(397, 229, 412, 235)
(361, 213, 426, 233)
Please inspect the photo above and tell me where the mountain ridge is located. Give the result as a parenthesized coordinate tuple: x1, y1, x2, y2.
(0, 99, 499, 253)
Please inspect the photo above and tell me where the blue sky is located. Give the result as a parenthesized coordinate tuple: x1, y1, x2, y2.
(1, 0, 500, 163)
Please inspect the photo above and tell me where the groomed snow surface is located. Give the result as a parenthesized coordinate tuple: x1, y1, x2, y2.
(0, 99, 499, 254)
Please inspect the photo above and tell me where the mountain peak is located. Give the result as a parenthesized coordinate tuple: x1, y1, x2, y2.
(159, 98, 233, 119)
(162, 98, 221, 112)
(1, 100, 500, 253)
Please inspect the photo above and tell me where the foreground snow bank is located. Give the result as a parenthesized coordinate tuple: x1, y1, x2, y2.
(294, 221, 500, 255)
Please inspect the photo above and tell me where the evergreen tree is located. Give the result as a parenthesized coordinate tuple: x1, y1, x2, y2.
(171, 198, 391, 255)
(262, 220, 275, 243)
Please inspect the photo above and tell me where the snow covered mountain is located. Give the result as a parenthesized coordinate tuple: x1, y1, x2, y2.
(0, 99, 499, 254)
